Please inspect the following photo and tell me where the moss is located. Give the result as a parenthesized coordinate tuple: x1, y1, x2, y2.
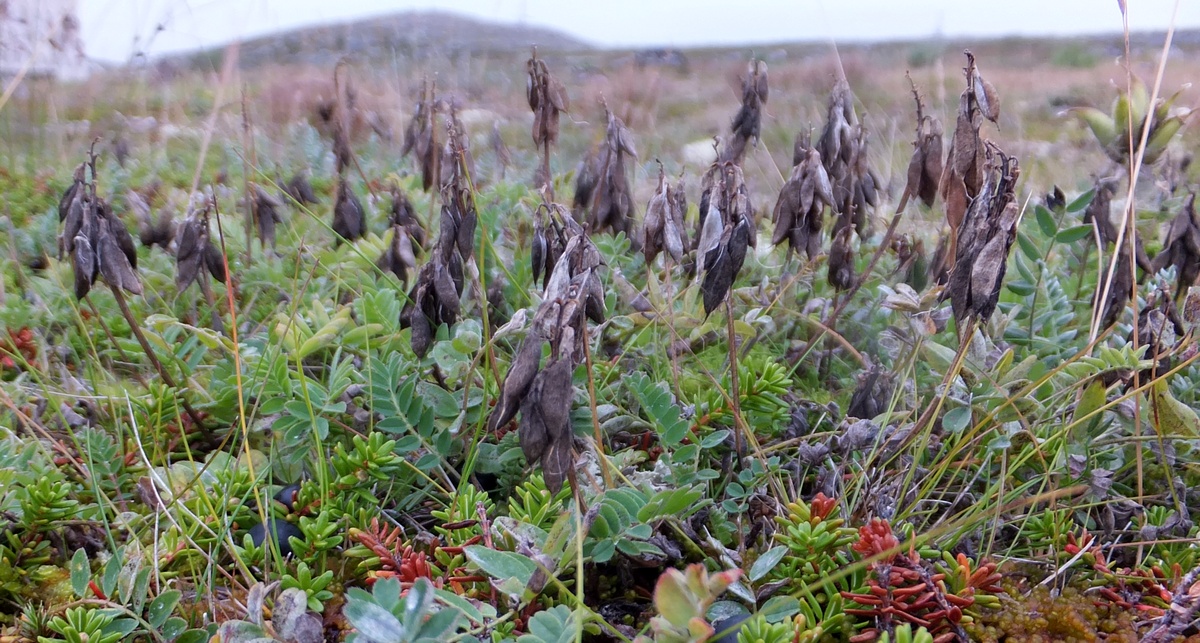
(966, 583, 1152, 643)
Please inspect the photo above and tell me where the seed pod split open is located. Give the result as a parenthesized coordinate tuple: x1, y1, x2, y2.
(945, 144, 1020, 328)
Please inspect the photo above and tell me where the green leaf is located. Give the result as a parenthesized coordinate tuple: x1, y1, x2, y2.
(517, 605, 577, 643)
(1066, 189, 1095, 213)
(374, 576, 402, 613)
(626, 372, 690, 446)
(464, 546, 537, 586)
(759, 595, 801, 623)
(344, 597, 406, 643)
(748, 546, 787, 582)
(590, 538, 616, 563)
(1016, 231, 1041, 261)
(161, 617, 189, 641)
(70, 548, 90, 598)
(102, 549, 121, 599)
(1035, 205, 1058, 238)
(147, 590, 182, 629)
(943, 407, 971, 433)
(176, 629, 213, 643)
(1072, 379, 1108, 430)
(1150, 381, 1200, 437)
(1056, 224, 1094, 244)
(434, 588, 484, 624)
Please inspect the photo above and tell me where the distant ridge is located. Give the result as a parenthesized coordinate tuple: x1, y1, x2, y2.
(171, 10, 592, 69)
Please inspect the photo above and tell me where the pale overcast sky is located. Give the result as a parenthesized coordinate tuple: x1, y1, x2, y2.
(78, 0, 1200, 64)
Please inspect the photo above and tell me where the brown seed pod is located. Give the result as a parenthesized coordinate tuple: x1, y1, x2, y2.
(587, 106, 637, 239)
(527, 52, 569, 149)
(1151, 192, 1200, 300)
(132, 188, 175, 251)
(332, 178, 366, 243)
(402, 79, 442, 192)
(285, 172, 318, 206)
(945, 144, 1021, 328)
(1100, 245, 1134, 328)
(253, 185, 283, 252)
(847, 364, 896, 420)
(175, 204, 210, 292)
(772, 144, 834, 259)
(721, 59, 769, 165)
(204, 241, 228, 284)
(91, 199, 141, 296)
(490, 330, 545, 432)
(535, 358, 575, 494)
(939, 51, 995, 272)
(389, 185, 425, 250)
(828, 225, 856, 291)
(898, 76, 944, 213)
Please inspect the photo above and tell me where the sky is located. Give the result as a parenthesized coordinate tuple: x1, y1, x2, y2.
(77, 0, 1200, 64)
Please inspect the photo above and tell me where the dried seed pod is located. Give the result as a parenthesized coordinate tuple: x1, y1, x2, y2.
(100, 200, 139, 271)
(527, 52, 569, 149)
(701, 243, 734, 316)
(1100, 245, 1134, 328)
(1151, 192, 1200, 300)
(587, 107, 637, 239)
(572, 148, 601, 219)
(133, 187, 175, 252)
(58, 164, 86, 223)
(519, 381, 548, 464)
(897, 77, 944, 212)
(389, 185, 425, 250)
(939, 51, 995, 271)
(536, 358, 575, 494)
(204, 241, 228, 283)
(721, 59, 769, 164)
(402, 79, 441, 192)
(828, 225, 856, 291)
(254, 185, 283, 251)
(772, 144, 834, 260)
(332, 178, 366, 243)
(285, 172, 318, 206)
(1083, 178, 1119, 246)
(847, 364, 895, 420)
(490, 331, 545, 432)
(176, 204, 210, 292)
(71, 221, 96, 300)
(945, 145, 1021, 328)
(87, 198, 142, 296)
(643, 165, 669, 265)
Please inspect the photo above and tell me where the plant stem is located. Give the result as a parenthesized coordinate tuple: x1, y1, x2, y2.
(108, 284, 206, 430)
(725, 298, 745, 462)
